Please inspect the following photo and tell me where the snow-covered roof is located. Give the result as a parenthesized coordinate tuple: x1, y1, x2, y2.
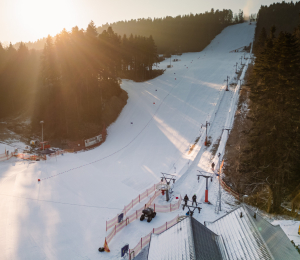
(147, 216, 196, 260)
(146, 216, 227, 260)
(190, 217, 228, 260)
(135, 206, 300, 260)
(134, 244, 150, 260)
(244, 206, 300, 260)
(205, 205, 300, 260)
(205, 206, 273, 260)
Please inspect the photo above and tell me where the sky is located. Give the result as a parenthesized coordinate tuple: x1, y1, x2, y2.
(0, 0, 285, 45)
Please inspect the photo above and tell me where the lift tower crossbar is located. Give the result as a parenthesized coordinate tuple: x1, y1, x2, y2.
(160, 173, 176, 202)
(197, 171, 213, 203)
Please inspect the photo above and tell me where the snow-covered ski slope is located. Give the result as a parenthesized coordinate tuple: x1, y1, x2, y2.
(0, 23, 256, 259)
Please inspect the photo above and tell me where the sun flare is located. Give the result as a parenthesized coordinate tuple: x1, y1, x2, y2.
(13, 0, 78, 41)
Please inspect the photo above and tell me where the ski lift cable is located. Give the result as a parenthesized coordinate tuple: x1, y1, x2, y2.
(0, 193, 123, 210)
(164, 57, 206, 176)
(41, 60, 198, 181)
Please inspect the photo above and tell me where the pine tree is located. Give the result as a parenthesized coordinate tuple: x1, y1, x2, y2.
(254, 27, 267, 53)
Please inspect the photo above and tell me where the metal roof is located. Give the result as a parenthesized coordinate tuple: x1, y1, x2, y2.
(244, 206, 300, 260)
(146, 216, 226, 260)
(190, 217, 227, 260)
(205, 206, 273, 260)
(135, 206, 300, 260)
(148, 217, 196, 260)
(134, 244, 150, 260)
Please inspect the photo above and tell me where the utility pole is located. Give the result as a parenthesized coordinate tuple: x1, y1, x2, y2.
(160, 173, 176, 202)
(234, 62, 238, 74)
(197, 170, 213, 203)
(215, 152, 222, 214)
(201, 121, 210, 146)
(224, 76, 230, 91)
(40, 121, 44, 150)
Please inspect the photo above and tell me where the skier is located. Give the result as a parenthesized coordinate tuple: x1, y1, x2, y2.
(184, 194, 189, 206)
(211, 162, 215, 171)
(192, 194, 197, 206)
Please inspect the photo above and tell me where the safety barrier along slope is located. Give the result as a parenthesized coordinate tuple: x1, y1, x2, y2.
(0, 152, 14, 161)
(129, 214, 179, 259)
(106, 183, 158, 231)
(104, 189, 182, 247)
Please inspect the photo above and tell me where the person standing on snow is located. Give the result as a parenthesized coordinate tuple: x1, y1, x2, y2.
(211, 162, 215, 171)
(192, 194, 197, 206)
(184, 194, 189, 206)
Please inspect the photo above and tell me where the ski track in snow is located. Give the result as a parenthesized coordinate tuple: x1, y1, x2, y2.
(2, 23, 297, 260)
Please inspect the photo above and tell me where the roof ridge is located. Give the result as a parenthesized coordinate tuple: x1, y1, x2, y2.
(242, 204, 275, 260)
(243, 205, 282, 228)
(216, 235, 230, 260)
(243, 205, 300, 259)
(188, 217, 197, 260)
(204, 205, 244, 225)
(191, 217, 220, 236)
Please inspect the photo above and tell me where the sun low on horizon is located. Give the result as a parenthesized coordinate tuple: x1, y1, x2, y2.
(11, 0, 79, 42)
(0, 0, 277, 45)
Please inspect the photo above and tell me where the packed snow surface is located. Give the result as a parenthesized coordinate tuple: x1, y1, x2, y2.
(3, 23, 296, 260)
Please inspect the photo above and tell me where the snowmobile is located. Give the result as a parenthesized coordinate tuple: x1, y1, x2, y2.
(140, 207, 156, 223)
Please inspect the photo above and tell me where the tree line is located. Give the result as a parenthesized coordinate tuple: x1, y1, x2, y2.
(0, 42, 40, 118)
(1, 7, 244, 141)
(14, 9, 244, 54)
(243, 26, 300, 213)
(33, 22, 160, 139)
(97, 9, 244, 54)
(224, 2, 300, 214)
(254, 1, 300, 48)
(0, 21, 159, 140)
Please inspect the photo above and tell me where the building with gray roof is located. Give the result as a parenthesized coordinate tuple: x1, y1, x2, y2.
(133, 205, 300, 260)
(244, 206, 299, 260)
(147, 216, 228, 260)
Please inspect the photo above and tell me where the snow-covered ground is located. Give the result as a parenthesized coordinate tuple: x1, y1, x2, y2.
(1, 22, 298, 260)
(272, 220, 300, 246)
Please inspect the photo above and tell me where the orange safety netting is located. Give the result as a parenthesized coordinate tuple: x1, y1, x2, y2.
(104, 186, 182, 248)
(106, 184, 158, 231)
(221, 179, 240, 200)
(15, 153, 47, 161)
(0, 152, 13, 161)
(129, 215, 179, 259)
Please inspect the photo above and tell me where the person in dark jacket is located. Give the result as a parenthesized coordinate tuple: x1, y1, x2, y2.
(211, 162, 215, 171)
(192, 194, 197, 206)
(184, 194, 189, 206)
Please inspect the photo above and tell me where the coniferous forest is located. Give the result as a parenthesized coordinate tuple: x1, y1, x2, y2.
(0, 22, 159, 139)
(224, 2, 300, 214)
(254, 1, 300, 45)
(13, 9, 244, 54)
(97, 9, 243, 53)
(0, 42, 40, 119)
(32, 22, 159, 139)
(1, 9, 242, 141)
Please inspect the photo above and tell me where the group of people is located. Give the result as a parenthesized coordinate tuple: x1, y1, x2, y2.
(183, 161, 216, 211)
(183, 194, 198, 206)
